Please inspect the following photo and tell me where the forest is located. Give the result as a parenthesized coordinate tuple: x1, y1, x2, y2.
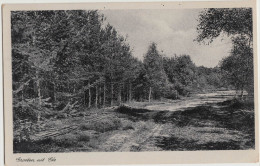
(12, 9, 255, 152)
(12, 10, 224, 117)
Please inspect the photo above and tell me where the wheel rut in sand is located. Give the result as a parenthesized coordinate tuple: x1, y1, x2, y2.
(118, 124, 164, 152)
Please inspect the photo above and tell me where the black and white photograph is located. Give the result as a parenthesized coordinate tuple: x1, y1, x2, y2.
(9, 6, 256, 154)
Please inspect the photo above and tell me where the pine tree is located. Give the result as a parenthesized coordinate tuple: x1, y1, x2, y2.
(143, 43, 169, 101)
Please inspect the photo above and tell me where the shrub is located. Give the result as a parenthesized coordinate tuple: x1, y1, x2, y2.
(13, 137, 54, 153)
(13, 106, 37, 122)
(230, 98, 254, 110)
(77, 132, 91, 142)
(123, 124, 135, 130)
(79, 117, 122, 133)
(79, 123, 90, 131)
(122, 120, 135, 130)
(112, 118, 121, 128)
(54, 133, 78, 147)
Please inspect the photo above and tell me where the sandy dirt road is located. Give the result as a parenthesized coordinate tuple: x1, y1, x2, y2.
(145, 90, 238, 111)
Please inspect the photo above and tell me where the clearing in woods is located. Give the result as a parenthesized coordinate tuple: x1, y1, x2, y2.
(13, 91, 254, 153)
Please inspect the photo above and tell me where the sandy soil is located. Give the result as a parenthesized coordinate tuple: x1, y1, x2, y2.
(14, 91, 254, 153)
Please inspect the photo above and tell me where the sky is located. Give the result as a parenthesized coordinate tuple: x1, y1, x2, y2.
(101, 9, 233, 68)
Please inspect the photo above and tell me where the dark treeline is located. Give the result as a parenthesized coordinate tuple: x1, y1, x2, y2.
(11, 9, 251, 122)
(12, 10, 140, 121)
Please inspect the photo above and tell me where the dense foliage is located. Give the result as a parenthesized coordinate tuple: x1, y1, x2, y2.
(12, 10, 228, 123)
(196, 8, 253, 96)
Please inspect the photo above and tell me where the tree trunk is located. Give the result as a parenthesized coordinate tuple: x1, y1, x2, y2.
(103, 83, 106, 107)
(123, 83, 126, 102)
(99, 86, 102, 106)
(129, 83, 132, 102)
(88, 81, 91, 108)
(126, 83, 128, 102)
(111, 83, 113, 106)
(118, 85, 122, 105)
(36, 70, 42, 106)
(148, 86, 152, 103)
(95, 85, 98, 108)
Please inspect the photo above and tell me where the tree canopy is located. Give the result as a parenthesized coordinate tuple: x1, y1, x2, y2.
(12, 10, 231, 123)
(196, 8, 254, 96)
(196, 8, 252, 44)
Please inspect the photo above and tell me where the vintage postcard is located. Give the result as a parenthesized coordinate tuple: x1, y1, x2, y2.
(2, 0, 259, 165)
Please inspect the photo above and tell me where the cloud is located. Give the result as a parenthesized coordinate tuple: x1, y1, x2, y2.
(101, 9, 232, 67)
